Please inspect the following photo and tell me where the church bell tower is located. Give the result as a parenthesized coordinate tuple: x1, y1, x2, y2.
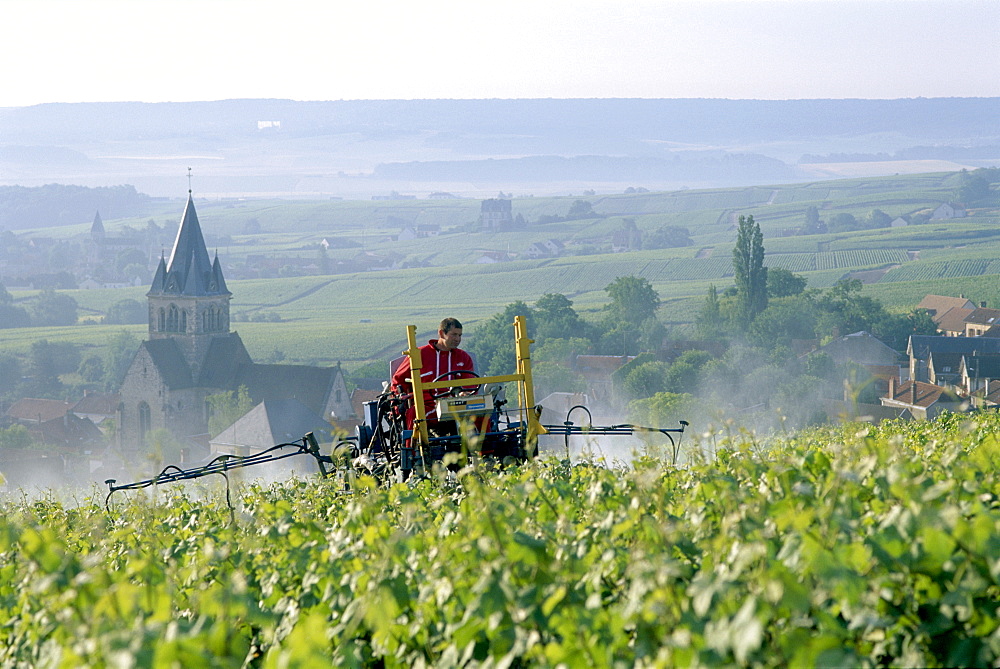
(147, 193, 231, 380)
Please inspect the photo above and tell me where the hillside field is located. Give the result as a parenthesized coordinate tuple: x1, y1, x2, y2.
(6, 170, 1000, 368)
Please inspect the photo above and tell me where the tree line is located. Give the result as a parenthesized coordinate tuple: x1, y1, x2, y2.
(0, 282, 149, 328)
(460, 215, 938, 433)
(0, 184, 151, 230)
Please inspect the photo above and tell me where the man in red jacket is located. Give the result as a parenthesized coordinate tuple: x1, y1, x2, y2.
(391, 318, 477, 431)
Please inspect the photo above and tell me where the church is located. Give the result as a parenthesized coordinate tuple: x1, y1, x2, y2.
(117, 194, 352, 455)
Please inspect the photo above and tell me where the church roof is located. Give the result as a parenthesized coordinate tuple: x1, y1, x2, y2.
(141, 339, 195, 389)
(209, 398, 332, 451)
(134, 329, 339, 416)
(148, 195, 230, 298)
(197, 333, 255, 388)
(234, 363, 338, 418)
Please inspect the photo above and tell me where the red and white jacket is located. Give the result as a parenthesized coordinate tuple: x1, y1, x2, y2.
(391, 341, 476, 420)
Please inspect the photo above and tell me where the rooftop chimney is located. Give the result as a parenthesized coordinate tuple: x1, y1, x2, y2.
(910, 382, 918, 405)
(888, 376, 896, 398)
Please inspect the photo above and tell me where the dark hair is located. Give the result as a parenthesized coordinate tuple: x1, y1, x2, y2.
(440, 317, 463, 333)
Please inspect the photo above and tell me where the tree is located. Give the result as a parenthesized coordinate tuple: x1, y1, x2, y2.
(622, 360, 670, 399)
(696, 284, 726, 338)
(627, 391, 696, 459)
(0, 424, 32, 450)
(0, 304, 31, 328)
(0, 353, 22, 397)
(25, 340, 80, 397)
(827, 212, 859, 233)
(464, 301, 535, 377)
(732, 214, 767, 326)
(956, 169, 992, 204)
(604, 276, 660, 325)
(801, 206, 825, 235)
(207, 385, 255, 438)
(766, 268, 807, 298)
(146, 428, 185, 467)
(616, 218, 642, 250)
(78, 355, 105, 383)
(567, 200, 594, 219)
(645, 225, 693, 248)
(748, 297, 819, 349)
(115, 248, 147, 274)
(814, 279, 886, 338)
(534, 293, 591, 341)
(29, 289, 78, 326)
(663, 350, 713, 394)
(533, 336, 591, 396)
(103, 330, 141, 391)
(872, 308, 940, 350)
(866, 209, 893, 229)
(105, 299, 146, 325)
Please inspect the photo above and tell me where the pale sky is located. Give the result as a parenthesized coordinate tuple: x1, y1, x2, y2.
(1, 0, 997, 107)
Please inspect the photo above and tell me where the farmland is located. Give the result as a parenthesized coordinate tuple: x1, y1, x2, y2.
(5, 169, 1000, 368)
(1, 412, 998, 666)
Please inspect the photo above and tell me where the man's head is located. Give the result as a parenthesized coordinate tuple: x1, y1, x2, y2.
(437, 317, 463, 351)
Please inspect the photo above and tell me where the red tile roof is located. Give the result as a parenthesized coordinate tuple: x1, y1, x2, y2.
(883, 380, 961, 409)
(6, 398, 72, 423)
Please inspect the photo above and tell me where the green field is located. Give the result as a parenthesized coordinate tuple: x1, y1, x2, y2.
(1, 413, 998, 666)
(6, 170, 999, 367)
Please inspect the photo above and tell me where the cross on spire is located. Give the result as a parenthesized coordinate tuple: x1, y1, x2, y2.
(187, 167, 193, 195)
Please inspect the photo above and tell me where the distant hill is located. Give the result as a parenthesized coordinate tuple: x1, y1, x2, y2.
(0, 184, 151, 230)
(1, 98, 999, 198)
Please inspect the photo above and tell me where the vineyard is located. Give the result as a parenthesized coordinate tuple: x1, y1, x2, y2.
(1, 413, 999, 666)
(879, 261, 1000, 283)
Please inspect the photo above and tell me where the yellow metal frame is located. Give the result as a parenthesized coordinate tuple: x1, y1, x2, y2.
(402, 315, 546, 457)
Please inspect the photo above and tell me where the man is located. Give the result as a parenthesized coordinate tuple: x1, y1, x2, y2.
(391, 317, 476, 426)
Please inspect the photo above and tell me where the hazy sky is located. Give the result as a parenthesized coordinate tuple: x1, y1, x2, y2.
(1, 0, 997, 106)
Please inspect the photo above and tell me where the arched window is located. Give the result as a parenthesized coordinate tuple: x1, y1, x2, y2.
(167, 305, 179, 332)
(180, 310, 187, 332)
(138, 401, 151, 446)
(158, 308, 165, 332)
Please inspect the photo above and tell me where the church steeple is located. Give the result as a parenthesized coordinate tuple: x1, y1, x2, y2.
(90, 211, 105, 240)
(149, 195, 228, 299)
(146, 193, 232, 377)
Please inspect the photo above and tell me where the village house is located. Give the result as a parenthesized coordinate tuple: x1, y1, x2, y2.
(70, 391, 120, 433)
(475, 250, 514, 264)
(906, 335, 1000, 383)
(572, 355, 634, 404)
(397, 224, 441, 241)
(930, 203, 966, 220)
(479, 198, 513, 232)
(523, 239, 564, 259)
(926, 351, 963, 387)
(881, 378, 964, 420)
(935, 307, 975, 337)
(210, 398, 333, 458)
(915, 295, 1000, 338)
(958, 353, 1000, 395)
(4, 397, 104, 451)
(812, 331, 901, 367)
(962, 307, 1000, 337)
